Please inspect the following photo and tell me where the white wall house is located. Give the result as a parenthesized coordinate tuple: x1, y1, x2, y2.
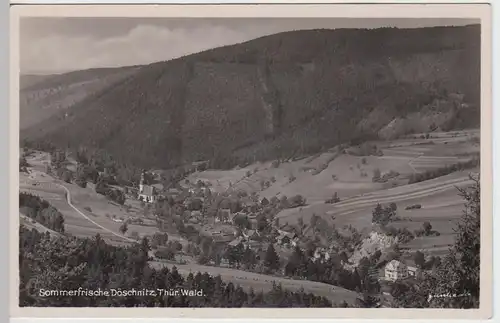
(384, 260, 408, 281)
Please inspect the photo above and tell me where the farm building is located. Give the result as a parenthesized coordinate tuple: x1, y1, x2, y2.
(215, 209, 232, 223)
(406, 260, 423, 279)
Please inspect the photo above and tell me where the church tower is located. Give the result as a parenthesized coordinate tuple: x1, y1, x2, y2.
(139, 170, 145, 193)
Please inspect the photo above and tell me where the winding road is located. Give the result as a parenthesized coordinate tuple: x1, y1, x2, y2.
(21, 164, 136, 244)
(53, 182, 136, 243)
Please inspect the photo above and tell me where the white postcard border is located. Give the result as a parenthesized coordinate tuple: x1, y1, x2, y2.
(8, 2, 494, 320)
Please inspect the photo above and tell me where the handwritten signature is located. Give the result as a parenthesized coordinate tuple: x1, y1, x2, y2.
(427, 293, 471, 302)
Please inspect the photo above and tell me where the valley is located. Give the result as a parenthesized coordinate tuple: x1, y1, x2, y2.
(17, 24, 482, 308)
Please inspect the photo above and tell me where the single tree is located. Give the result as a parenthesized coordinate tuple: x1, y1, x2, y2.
(119, 222, 128, 235)
(423, 221, 433, 235)
(389, 202, 398, 212)
(414, 250, 426, 269)
(264, 244, 280, 272)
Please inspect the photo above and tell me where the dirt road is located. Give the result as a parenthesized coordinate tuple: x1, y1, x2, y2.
(53, 182, 136, 243)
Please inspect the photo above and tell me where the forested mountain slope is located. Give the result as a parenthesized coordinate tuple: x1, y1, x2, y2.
(21, 25, 480, 170)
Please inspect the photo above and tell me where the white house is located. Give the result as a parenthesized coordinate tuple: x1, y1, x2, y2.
(313, 247, 331, 262)
(384, 260, 408, 281)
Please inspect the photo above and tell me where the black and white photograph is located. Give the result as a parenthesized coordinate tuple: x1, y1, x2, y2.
(11, 3, 492, 318)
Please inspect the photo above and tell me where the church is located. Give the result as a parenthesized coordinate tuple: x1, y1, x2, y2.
(138, 170, 157, 203)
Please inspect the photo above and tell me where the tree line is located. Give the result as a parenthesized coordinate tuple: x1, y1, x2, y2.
(408, 157, 479, 184)
(19, 226, 348, 308)
(19, 193, 65, 233)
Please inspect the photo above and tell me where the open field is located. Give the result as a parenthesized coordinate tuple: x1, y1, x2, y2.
(20, 174, 133, 246)
(186, 130, 478, 204)
(275, 170, 475, 256)
(149, 261, 359, 305)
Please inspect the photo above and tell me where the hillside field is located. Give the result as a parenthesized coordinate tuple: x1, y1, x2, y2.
(149, 261, 359, 305)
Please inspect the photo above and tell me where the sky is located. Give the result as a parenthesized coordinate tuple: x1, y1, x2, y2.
(19, 17, 478, 75)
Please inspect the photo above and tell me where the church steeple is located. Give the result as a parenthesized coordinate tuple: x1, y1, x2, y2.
(139, 170, 145, 193)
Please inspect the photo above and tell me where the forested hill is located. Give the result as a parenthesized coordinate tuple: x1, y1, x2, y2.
(21, 25, 480, 170)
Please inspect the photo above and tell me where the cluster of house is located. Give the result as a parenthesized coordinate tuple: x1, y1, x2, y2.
(227, 229, 262, 250)
(276, 229, 299, 248)
(215, 209, 260, 227)
(137, 169, 212, 205)
(383, 259, 424, 281)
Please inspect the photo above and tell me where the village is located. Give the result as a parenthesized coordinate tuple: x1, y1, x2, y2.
(62, 152, 434, 294)
(130, 166, 435, 308)
(20, 123, 480, 307)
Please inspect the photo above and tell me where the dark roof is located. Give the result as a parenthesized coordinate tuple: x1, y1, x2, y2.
(278, 234, 292, 241)
(404, 259, 419, 268)
(152, 183, 163, 190)
(279, 224, 296, 231)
